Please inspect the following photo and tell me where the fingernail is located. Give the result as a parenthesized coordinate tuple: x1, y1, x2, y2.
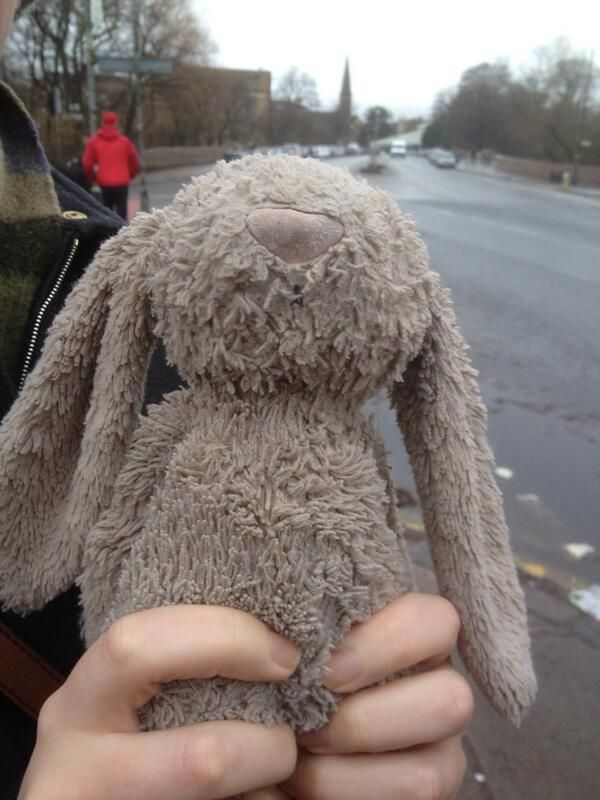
(325, 648, 361, 690)
(270, 632, 301, 672)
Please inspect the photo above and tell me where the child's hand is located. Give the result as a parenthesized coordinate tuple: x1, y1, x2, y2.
(19, 606, 300, 800)
(250, 593, 472, 800)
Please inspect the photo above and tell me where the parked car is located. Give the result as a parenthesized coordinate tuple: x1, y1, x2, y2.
(280, 143, 303, 157)
(311, 144, 332, 159)
(222, 149, 248, 162)
(390, 139, 407, 157)
(430, 148, 457, 168)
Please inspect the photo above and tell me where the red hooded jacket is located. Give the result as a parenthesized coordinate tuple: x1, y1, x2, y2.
(82, 114, 141, 187)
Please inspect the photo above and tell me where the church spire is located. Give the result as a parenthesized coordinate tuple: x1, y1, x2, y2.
(337, 58, 352, 143)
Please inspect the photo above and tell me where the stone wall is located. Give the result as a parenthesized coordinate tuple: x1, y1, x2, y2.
(143, 146, 226, 170)
(495, 155, 600, 187)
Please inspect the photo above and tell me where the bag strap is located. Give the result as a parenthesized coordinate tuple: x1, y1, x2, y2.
(0, 621, 64, 719)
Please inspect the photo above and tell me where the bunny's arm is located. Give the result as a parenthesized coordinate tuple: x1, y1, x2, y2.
(79, 389, 195, 644)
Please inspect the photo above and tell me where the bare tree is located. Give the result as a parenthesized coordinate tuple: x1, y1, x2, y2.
(6, 1, 101, 115)
(360, 106, 394, 145)
(274, 67, 320, 110)
(422, 89, 455, 149)
(423, 42, 600, 167)
(131, 0, 216, 65)
(153, 65, 266, 147)
(520, 39, 599, 163)
(445, 62, 513, 155)
(4, 0, 215, 131)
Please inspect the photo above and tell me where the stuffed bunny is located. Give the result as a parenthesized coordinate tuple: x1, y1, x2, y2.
(0, 155, 535, 733)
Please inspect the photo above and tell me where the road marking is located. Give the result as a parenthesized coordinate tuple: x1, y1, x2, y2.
(464, 212, 600, 254)
(414, 203, 540, 237)
(405, 200, 600, 254)
(466, 214, 541, 237)
(457, 167, 600, 209)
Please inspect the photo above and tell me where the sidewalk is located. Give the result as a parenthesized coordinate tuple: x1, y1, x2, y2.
(410, 545, 599, 800)
(128, 162, 216, 218)
(457, 160, 600, 202)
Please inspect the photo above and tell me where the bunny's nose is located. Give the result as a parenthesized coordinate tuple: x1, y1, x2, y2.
(246, 208, 344, 264)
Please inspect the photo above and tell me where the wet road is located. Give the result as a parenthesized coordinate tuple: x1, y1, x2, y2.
(357, 155, 600, 588)
(141, 155, 600, 589)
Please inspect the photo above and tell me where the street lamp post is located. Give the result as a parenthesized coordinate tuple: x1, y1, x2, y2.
(84, 0, 97, 135)
(573, 49, 595, 187)
(132, 0, 149, 211)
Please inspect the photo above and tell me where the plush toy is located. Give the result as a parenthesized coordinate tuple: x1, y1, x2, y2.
(0, 155, 535, 733)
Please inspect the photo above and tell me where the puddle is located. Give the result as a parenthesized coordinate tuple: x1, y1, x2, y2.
(365, 389, 600, 586)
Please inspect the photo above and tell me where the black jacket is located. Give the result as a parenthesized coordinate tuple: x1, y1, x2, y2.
(0, 172, 123, 417)
(0, 172, 123, 798)
(0, 173, 181, 798)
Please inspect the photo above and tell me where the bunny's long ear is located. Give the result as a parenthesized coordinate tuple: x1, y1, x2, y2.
(0, 212, 161, 613)
(391, 281, 536, 725)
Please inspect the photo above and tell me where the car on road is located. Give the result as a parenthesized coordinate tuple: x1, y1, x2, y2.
(345, 142, 362, 155)
(390, 139, 407, 157)
(429, 148, 457, 168)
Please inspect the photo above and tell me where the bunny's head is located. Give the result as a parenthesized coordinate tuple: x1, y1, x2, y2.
(0, 155, 535, 725)
(147, 155, 434, 398)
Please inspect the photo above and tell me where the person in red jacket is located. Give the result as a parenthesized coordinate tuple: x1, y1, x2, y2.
(82, 110, 141, 219)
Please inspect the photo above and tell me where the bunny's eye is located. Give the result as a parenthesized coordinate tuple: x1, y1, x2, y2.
(291, 285, 304, 306)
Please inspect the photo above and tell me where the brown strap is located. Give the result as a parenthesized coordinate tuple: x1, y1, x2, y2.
(0, 621, 65, 719)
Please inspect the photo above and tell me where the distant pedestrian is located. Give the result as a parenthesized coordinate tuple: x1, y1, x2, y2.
(82, 111, 140, 219)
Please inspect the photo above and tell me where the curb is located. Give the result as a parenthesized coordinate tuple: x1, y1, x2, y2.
(456, 164, 600, 201)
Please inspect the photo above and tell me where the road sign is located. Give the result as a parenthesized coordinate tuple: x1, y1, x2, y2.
(96, 57, 172, 75)
(90, 0, 104, 29)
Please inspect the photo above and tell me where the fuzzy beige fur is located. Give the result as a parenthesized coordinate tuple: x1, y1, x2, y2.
(0, 155, 536, 732)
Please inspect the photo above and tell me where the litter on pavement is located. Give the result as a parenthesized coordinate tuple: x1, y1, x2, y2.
(562, 543, 596, 560)
(568, 585, 600, 622)
(516, 493, 541, 504)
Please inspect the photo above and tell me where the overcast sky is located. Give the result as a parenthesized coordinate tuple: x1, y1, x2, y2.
(192, 0, 598, 118)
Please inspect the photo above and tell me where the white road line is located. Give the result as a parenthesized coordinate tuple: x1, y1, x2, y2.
(465, 214, 541, 237)
(406, 201, 599, 254)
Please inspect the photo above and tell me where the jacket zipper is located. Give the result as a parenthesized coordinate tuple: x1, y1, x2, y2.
(19, 237, 80, 391)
